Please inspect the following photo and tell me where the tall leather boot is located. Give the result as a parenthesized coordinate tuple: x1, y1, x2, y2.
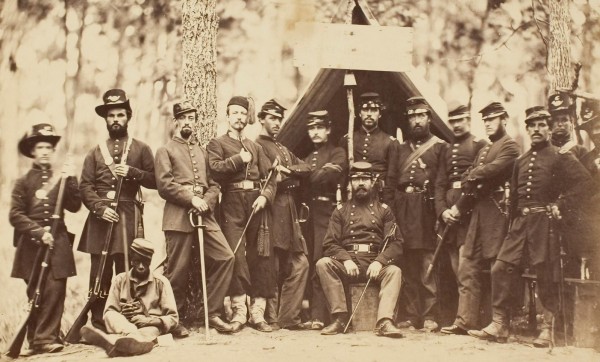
(533, 309, 553, 348)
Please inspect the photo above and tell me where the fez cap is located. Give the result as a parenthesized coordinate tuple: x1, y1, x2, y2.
(358, 92, 384, 110)
(173, 100, 196, 118)
(576, 98, 600, 132)
(406, 96, 431, 115)
(479, 102, 508, 120)
(95, 89, 132, 118)
(448, 104, 470, 121)
(227, 96, 249, 111)
(524, 106, 550, 124)
(259, 99, 286, 119)
(18, 123, 61, 158)
(548, 92, 574, 114)
(349, 161, 373, 178)
(307, 110, 330, 127)
(130, 238, 154, 261)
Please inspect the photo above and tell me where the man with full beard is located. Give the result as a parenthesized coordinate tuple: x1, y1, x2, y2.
(255, 99, 311, 330)
(207, 96, 277, 333)
(548, 92, 587, 159)
(301, 110, 348, 330)
(440, 102, 520, 335)
(468, 106, 592, 346)
(385, 96, 446, 332)
(340, 92, 399, 202)
(316, 162, 403, 338)
(79, 89, 156, 333)
(154, 101, 235, 336)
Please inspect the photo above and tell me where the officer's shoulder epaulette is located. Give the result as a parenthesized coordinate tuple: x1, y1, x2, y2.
(337, 204, 344, 210)
(381, 203, 389, 209)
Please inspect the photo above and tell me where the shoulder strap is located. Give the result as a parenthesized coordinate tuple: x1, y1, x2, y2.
(400, 136, 441, 174)
(99, 137, 134, 178)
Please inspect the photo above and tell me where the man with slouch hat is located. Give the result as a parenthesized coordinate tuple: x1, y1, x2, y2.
(154, 100, 235, 336)
(78, 89, 156, 333)
(10, 123, 81, 355)
(207, 96, 277, 333)
(80, 238, 178, 357)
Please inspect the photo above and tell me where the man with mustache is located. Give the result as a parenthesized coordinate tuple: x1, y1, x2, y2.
(79, 89, 156, 334)
(255, 99, 312, 330)
(440, 102, 520, 335)
(468, 106, 592, 346)
(548, 92, 587, 159)
(385, 96, 446, 332)
(80, 238, 178, 357)
(154, 101, 235, 336)
(10, 124, 81, 356)
(316, 162, 403, 338)
(300, 110, 348, 330)
(434, 104, 488, 285)
(340, 92, 399, 202)
(207, 96, 277, 333)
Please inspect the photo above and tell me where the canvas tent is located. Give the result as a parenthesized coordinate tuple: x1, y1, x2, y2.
(277, 0, 453, 158)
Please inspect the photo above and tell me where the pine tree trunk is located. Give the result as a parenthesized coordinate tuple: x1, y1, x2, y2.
(548, 0, 571, 94)
(182, 0, 218, 147)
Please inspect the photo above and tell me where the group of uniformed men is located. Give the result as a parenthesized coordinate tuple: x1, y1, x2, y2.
(9, 86, 600, 356)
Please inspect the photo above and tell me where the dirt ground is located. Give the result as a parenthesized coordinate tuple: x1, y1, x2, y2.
(4, 326, 599, 362)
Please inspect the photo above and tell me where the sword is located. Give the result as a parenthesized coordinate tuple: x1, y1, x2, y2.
(189, 212, 210, 341)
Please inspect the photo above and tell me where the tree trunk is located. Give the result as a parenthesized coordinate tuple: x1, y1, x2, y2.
(548, 0, 571, 94)
(182, 0, 218, 147)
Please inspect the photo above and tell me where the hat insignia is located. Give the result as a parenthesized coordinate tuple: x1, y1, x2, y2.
(551, 96, 562, 107)
(39, 126, 54, 135)
(107, 95, 121, 102)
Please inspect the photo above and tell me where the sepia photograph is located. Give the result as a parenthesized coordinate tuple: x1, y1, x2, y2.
(0, 0, 599, 361)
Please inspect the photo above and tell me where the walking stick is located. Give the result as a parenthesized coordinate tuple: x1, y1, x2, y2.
(343, 223, 398, 333)
(190, 213, 210, 341)
(232, 158, 279, 255)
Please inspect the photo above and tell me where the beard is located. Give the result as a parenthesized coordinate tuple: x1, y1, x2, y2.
(551, 129, 570, 146)
(131, 266, 149, 280)
(353, 187, 370, 201)
(107, 123, 128, 139)
(410, 123, 430, 140)
(180, 127, 193, 139)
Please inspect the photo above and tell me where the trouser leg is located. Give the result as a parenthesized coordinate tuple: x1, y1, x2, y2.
(203, 228, 235, 318)
(401, 249, 421, 323)
(278, 251, 309, 327)
(455, 255, 485, 330)
(420, 250, 437, 320)
(491, 260, 521, 312)
(249, 297, 267, 324)
(376, 265, 402, 322)
(230, 294, 248, 324)
(310, 273, 329, 322)
(164, 231, 194, 319)
(90, 254, 123, 331)
(29, 276, 66, 346)
(315, 257, 348, 315)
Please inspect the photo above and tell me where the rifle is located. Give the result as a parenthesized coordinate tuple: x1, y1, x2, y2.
(344, 71, 356, 200)
(344, 223, 398, 333)
(65, 138, 133, 344)
(232, 158, 279, 255)
(4, 166, 70, 358)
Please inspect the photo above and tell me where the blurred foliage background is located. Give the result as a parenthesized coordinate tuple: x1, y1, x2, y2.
(0, 0, 599, 348)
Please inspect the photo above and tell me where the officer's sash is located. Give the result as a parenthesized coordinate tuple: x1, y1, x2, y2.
(400, 136, 441, 175)
(99, 137, 133, 178)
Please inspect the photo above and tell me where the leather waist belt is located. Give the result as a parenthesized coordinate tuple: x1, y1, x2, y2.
(398, 185, 425, 193)
(225, 180, 260, 191)
(518, 206, 548, 216)
(279, 180, 300, 191)
(98, 191, 135, 201)
(452, 181, 462, 189)
(183, 185, 205, 194)
(345, 243, 378, 253)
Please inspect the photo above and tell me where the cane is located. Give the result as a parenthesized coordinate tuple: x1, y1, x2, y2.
(190, 212, 210, 341)
(343, 223, 397, 334)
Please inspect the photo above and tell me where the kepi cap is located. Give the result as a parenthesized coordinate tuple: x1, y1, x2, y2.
(524, 106, 550, 124)
(448, 104, 470, 121)
(358, 92, 384, 110)
(307, 110, 330, 127)
(349, 161, 373, 178)
(173, 100, 196, 118)
(479, 102, 508, 120)
(130, 238, 154, 261)
(259, 99, 286, 119)
(406, 96, 431, 115)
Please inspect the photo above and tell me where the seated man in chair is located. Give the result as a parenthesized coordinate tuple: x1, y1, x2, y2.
(81, 238, 178, 357)
(316, 162, 404, 338)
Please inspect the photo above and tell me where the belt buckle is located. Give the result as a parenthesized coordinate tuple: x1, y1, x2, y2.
(405, 186, 414, 193)
(106, 191, 116, 200)
(356, 244, 369, 252)
(241, 180, 254, 190)
(522, 207, 530, 216)
(452, 181, 462, 189)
